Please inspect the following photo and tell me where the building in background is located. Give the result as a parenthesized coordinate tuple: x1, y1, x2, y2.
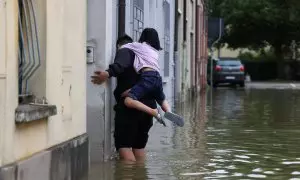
(0, 0, 88, 179)
(174, 0, 208, 102)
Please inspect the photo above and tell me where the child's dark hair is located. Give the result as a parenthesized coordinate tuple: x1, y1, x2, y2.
(139, 28, 162, 51)
(117, 34, 133, 47)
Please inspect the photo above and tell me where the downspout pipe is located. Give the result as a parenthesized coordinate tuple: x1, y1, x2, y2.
(174, 0, 180, 102)
(203, 0, 209, 90)
(196, 0, 201, 92)
(183, 0, 187, 41)
(118, 0, 126, 37)
(174, 0, 178, 52)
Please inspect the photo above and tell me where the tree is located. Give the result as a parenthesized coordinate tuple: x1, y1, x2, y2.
(208, 0, 300, 77)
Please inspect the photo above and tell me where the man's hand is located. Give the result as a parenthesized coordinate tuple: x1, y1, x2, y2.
(91, 71, 109, 85)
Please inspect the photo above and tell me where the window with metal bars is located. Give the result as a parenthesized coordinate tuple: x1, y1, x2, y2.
(183, 0, 187, 41)
(132, 0, 144, 41)
(18, 0, 42, 95)
(191, 0, 194, 30)
(163, 1, 170, 77)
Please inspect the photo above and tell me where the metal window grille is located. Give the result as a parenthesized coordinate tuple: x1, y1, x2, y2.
(132, 0, 144, 41)
(18, 0, 41, 94)
(191, 0, 194, 29)
(183, 0, 187, 41)
(163, 1, 170, 77)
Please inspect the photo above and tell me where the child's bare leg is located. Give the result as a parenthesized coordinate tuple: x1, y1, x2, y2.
(124, 97, 158, 117)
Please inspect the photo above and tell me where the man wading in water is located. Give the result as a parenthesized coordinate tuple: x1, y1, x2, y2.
(92, 33, 162, 161)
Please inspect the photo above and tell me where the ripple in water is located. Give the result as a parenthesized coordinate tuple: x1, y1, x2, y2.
(233, 159, 252, 163)
(252, 168, 263, 172)
(232, 172, 243, 176)
(282, 161, 300, 165)
(292, 171, 300, 175)
(248, 174, 267, 178)
(180, 172, 207, 176)
(235, 155, 251, 159)
(212, 170, 228, 174)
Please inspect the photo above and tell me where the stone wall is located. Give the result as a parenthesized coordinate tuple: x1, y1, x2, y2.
(0, 135, 88, 180)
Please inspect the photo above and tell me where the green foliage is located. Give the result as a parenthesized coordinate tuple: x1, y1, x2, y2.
(208, 0, 300, 56)
(238, 52, 256, 61)
(238, 49, 277, 62)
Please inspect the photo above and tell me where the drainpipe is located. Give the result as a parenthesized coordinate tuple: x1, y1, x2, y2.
(182, 0, 187, 97)
(203, 0, 208, 90)
(174, 0, 178, 52)
(174, 0, 180, 102)
(183, 0, 187, 41)
(118, 0, 126, 37)
(195, 0, 201, 92)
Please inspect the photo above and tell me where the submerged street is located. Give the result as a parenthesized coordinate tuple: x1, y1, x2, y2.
(87, 83, 300, 180)
(3, 0, 300, 178)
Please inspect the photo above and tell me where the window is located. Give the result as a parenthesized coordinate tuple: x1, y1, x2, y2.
(163, 1, 170, 77)
(191, 0, 194, 30)
(217, 60, 242, 66)
(183, 0, 187, 41)
(18, 0, 46, 102)
(132, 0, 144, 41)
(16, 0, 56, 123)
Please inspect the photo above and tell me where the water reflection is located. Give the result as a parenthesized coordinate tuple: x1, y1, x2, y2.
(88, 89, 300, 179)
(165, 94, 208, 180)
(114, 162, 149, 180)
(87, 161, 149, 180)
(205, 89, 300, 179)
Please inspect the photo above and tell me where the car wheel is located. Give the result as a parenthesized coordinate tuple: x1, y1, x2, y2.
(207, 80, 211, 85)
(230, 83, 237, 87)
(239, 82, 245, 87)
(213, 83, 218, 88)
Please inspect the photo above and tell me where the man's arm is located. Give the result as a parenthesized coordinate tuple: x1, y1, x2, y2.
(106, 48, 133, 77)
(91, 48, 132, 85)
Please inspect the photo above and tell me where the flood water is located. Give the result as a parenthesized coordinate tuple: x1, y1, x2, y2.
(88, 88, 300, 179)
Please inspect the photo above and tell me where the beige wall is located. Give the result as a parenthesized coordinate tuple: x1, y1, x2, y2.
(0, 0, 7, 166)
(214, 48, 240, 58)
(213, 45, 240, 58)
(0, 0, 87, 166)
(213, 45, 260, 59)
(1, 0, 19, 165)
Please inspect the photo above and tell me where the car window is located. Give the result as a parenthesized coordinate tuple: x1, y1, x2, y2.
(217, 60, 242, 66)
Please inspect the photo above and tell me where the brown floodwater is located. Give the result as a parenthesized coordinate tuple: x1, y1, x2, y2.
(87, 88, 300, 179)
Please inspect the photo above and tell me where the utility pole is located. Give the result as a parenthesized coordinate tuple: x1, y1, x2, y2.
(209, 18, 223, 87)
(207, 17, 223, 114)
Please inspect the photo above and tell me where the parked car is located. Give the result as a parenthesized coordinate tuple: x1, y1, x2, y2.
(207, 58, 245, 87)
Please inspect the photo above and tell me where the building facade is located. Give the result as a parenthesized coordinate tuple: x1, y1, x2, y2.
(174, 0, 208, 102)
(0, 0, 88, 179)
